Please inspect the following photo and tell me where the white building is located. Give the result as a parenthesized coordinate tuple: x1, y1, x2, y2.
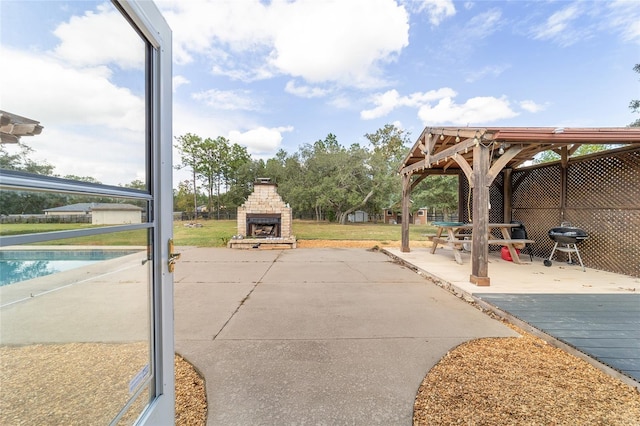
(44, 203, 143, 225)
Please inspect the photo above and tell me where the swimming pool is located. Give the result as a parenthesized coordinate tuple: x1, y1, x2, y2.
(0, 249, 140, 286)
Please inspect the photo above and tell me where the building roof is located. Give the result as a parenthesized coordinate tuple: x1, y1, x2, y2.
(400, 127, 640, 176)
(44, 203, 142, 213)
(0, 110, 44, 144)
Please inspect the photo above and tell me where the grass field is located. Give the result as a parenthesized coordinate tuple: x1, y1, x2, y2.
(1, 220, 436, 247)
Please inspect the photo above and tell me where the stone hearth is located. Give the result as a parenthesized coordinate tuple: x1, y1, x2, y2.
(229, 179, 296, 249)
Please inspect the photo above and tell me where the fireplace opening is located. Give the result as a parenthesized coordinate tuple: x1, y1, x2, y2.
(247, 214, 281, 238)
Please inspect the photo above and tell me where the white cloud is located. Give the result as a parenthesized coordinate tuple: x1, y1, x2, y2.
(328, 95, 354, 110)
(408, 0, 456, 25)
(519, 100, 546, 113)
(269, 0, 409, 87)
(228, 126, 294, 157)
(465, 64, 510, 83)
(285, 81, 330, 98)
(417, 96, 518, 125)
(527, 2, 640, 47)
(532, 3, 587, 46)
(53, 2, 145, 69)
(606, 1, 640, 44)
(191, 89, 261, 111)
(0, 43, 150, 185)
(361, 90, 403, 120)
(360, 88, 457, 119)
(466, 8, 503, 39)
(0, 47, 144, 131)
(159, 0, 410, 88)
(26, 127, 145, 185)
(158, 0, 273, 66)
(391, 120, 404, 131)
(173, 75, 190, 92)
(434, 8, 502, 56)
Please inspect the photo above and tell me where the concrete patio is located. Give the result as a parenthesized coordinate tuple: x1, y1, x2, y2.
(173, 247, 520, 425)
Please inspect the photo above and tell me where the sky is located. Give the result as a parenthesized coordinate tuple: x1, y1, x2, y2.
(1, 0, 639, 187)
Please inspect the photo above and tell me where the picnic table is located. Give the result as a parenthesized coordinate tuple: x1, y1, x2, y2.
(431, 222, 534, 265)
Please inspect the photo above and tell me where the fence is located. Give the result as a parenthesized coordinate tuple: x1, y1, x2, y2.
(460, 146, 640, 277)
(0, 214, 92, 224)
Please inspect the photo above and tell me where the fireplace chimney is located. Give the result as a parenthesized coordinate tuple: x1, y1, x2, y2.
(230, 178, 296, 249)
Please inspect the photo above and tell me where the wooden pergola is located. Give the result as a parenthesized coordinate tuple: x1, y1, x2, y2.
(0, 110, 43, 144)
(399, 126, 640, 286)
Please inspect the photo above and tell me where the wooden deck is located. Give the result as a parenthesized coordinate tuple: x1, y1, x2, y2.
(384, 246, 640, 388)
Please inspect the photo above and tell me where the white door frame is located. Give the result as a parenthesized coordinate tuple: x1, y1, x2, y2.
(116, 1, 175, 424)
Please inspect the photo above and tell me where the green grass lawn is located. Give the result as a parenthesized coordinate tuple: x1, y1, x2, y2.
(0, 223, 148, 246)
(0, 220, 436, 247)
(176, 219, 437, 246)
(291, 220, 435, 242)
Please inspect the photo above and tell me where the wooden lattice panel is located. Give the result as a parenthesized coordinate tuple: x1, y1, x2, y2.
(513, 166, 561, 208)
(567, 150, 640, 209)
(564, 209, 640, 278)
(457, 148, 638, 277)
(512, 208, 561, 259)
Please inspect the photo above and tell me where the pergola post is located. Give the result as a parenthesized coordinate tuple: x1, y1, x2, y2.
(560, 146, 568, 223)
(503, 168, 512, 223)
(401, 173, 411, 252)
(470, 143, 491, 286)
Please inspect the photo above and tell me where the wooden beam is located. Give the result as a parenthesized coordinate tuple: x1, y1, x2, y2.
(450, 153, 474, 188)
(9, 123, 43, 136)
(401, 173, 411, 252)
(430, 138, 478, 165)
(560, 145, 569, 168)
(503, 168, 513, 223)
(470, 143, 491, 286)
(426, 132, 437, 155)
(429, 127, 488, 139)
(400, 159, 427, 175)
(0, 133, 20, 144)
(560, 146, 568, 222)
(410, 174, 428, 190)
(487, 146, 523, 185)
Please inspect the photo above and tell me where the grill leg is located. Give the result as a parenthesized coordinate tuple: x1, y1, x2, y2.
(547, 242, 559, 261)
(573, 244, 586, 272)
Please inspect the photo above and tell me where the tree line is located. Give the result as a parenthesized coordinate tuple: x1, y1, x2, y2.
(0, 142, 147, 215)
(3, 122, 457, 220)
(174, 124, 459, 224)
(6, 61, 637, 221)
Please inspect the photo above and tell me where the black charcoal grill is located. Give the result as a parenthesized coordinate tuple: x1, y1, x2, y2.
(543, 222, 588, 271)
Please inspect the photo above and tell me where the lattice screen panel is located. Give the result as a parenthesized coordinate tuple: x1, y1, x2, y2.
(513, 166, 561, 208)
(512, 208, 561, 259)
(567, 150, 640, 209)
(456, 148, 638, 276)
(513, 148, 639, 277)
(511, 166, 564, 258)
(562, 209, 640, 277)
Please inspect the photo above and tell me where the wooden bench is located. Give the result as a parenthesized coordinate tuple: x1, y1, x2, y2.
(433, 238, 535, 264)
(431, 237, 469, 264)
(488, 239, 534, 249)
(432, 237, 466, 248)
(431, 223, 535, 265)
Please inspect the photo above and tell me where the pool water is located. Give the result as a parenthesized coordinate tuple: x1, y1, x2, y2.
(0, 250, 138, 286)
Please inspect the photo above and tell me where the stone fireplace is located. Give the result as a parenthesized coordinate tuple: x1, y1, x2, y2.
(229, 179, 296, 249)
(246, 213, 281, 238)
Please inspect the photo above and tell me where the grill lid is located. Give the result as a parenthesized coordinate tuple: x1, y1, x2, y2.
(548, 226, 588, 244)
